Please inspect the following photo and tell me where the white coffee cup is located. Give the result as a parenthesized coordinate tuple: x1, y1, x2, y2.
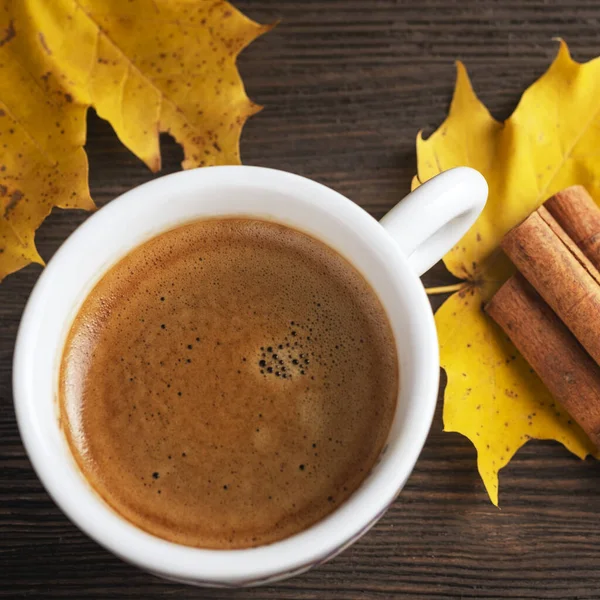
(13, 165, 487, 587)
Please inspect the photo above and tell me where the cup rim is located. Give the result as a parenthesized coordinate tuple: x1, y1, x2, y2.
(13, 166, 439, 585)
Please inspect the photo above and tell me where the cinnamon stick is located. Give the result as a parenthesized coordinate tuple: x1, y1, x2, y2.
(486, 274, 600, 449)
(501, 206, 600, 366)
(544, 185, 600, 271)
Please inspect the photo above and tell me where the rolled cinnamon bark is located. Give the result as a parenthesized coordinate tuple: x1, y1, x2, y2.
(544, 185, 600, 271)
(486, 274, 600, 449)
(501, 206, 600, 367)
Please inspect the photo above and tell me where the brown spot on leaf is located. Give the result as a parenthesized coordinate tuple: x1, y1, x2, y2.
(0, 20, 15, 47)
(38, 32, 52, 55)
(4, 189, 23, 216)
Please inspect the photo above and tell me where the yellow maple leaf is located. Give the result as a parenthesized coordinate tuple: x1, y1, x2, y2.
(0, 0, 270, 280)
(416, 40, 600, 505)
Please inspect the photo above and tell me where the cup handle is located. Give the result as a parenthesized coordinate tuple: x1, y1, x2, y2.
(379, 167, 488, 276)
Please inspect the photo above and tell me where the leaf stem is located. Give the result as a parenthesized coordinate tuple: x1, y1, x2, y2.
(425, 282, 466, 295)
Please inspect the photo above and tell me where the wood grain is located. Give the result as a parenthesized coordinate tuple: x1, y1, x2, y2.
(3, 1, 600, 598)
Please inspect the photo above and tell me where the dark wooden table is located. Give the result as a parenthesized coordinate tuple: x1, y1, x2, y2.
(3, 1, 600, 598)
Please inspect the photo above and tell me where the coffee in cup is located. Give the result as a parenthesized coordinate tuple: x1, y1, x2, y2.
(59, 217, 398, 549)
